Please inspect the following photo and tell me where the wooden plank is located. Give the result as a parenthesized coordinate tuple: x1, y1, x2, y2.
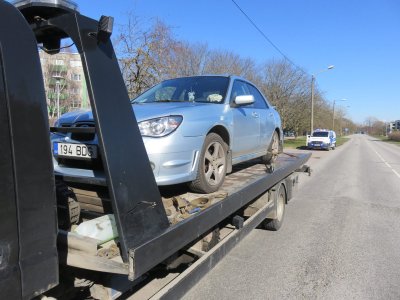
(75, 193, 108, 206)
(80, 202, 105, 214)
(71, 186, 108, 198)
(58, 230, 99, 255)
(63, 249, 129, 275)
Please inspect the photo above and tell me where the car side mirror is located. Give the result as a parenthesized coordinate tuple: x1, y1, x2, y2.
(234, 95, 254, 106)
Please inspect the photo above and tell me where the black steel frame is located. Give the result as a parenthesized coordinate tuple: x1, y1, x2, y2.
(0, 1, 58, 298)
(22, 8, 170, 262)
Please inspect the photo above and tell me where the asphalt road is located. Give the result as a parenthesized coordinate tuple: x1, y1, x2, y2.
(183, 134, 400, 299)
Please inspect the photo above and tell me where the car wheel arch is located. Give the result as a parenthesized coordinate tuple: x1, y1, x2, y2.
(207, 125, 230, 147)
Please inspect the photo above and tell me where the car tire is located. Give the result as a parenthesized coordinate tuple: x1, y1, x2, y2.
(262, 183, 286, 231)
(261, 131, 279, 167)
(189, 133, 227, 193)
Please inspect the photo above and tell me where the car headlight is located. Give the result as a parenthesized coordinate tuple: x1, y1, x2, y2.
(138, 116, 183, 137)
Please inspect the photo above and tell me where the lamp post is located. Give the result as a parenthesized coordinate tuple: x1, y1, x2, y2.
(52, 75, 63, 119)
(332, 98, 347, 131)
(311, 65, 334, 133)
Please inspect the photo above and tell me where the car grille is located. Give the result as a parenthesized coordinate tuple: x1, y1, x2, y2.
(71, 121, 96, 142)
(57, 156, 104, 170)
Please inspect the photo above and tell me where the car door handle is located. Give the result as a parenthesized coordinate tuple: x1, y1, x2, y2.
(252, 112, 259, 118)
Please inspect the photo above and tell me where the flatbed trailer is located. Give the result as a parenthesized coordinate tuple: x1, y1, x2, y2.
(0, 1, 310, 299)
(52, 152, 310, 299)
(89, 154, 310, 300)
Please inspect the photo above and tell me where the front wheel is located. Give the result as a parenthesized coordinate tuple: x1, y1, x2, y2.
(189, 133, 227, 193)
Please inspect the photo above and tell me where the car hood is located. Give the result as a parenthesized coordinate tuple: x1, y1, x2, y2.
(308, 136, 330, 142)
(56, 102, 210, 125)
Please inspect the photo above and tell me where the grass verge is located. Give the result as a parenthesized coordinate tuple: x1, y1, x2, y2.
(284, 136, 350, 149)
(372, 135, 400, 146)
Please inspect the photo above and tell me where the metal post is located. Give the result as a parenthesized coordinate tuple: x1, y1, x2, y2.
(56, 79, 60, 119)
(310, 65, 334, 134)
(311, 75, 315, 134)
(332, 99, 336, 131)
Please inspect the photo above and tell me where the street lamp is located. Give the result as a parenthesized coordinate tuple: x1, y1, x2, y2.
(311, 65, 334, 133)
(332, 98, 347, 131)
(52, 74, 63, 119)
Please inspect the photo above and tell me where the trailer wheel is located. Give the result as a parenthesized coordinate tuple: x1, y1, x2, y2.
(263, 183, 286, 231)
(189, 133, 227, 193)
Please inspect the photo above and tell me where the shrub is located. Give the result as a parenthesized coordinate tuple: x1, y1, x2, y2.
(388, 131, 400, 142)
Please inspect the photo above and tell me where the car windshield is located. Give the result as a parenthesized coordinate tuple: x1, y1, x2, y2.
(132, 76, 229, 104)
(312, 132, 329, 137)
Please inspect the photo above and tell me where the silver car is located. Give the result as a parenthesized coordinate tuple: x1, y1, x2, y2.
(51, 75, 283, 193)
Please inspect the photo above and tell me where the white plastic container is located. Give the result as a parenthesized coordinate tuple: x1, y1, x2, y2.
(74, 214, 118, 244)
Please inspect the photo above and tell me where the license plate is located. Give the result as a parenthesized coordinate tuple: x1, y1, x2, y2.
(54, 142, 97, 160)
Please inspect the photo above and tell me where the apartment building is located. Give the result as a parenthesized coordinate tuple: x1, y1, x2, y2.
(387, 120, 400, 134)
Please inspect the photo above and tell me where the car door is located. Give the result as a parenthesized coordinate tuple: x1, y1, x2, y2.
(247, 84, 276, 151)
(230, 80, 261, 158)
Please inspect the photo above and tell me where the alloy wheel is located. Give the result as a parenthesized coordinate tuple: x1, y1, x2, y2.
(203, 141, 226, 186)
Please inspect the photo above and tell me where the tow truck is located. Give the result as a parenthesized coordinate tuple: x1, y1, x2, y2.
(0, 1, 311, 299)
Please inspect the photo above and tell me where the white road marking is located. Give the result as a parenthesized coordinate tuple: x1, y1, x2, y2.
(370, 146, 400, 179)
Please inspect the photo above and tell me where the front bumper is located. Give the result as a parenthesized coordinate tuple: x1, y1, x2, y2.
(143, 134, 204, 185)
(51, 132, 205, 186)
(307, 142, 330, 150)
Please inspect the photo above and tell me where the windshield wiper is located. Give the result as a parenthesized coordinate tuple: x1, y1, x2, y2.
(155, 99, 181, 102)
(131, 99, 183, 104)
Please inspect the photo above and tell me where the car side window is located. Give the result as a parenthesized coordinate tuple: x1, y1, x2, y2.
(247, 84, 268, 109)
(230, 80, 250, 103)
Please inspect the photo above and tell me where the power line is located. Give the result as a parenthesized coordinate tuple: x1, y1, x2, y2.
(231, 0, 304, 72)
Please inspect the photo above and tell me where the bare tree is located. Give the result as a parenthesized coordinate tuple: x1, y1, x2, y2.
(115, 16, 178, 98)
(170, 42, 209, 77)
(260, 59, 310, 134)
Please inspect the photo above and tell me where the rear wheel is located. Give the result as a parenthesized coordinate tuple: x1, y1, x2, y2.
(262, 131, 280, 170)
(189, 133, 227, 193)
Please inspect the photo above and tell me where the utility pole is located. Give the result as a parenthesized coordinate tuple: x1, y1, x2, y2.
(52, 74, 63, 119)
(311, 75, 315, 134)
(310, 65, 334, 134)
(56, 79, 60, 119)
(332, 99, 335, 131)
(332, 99, 347, 131)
